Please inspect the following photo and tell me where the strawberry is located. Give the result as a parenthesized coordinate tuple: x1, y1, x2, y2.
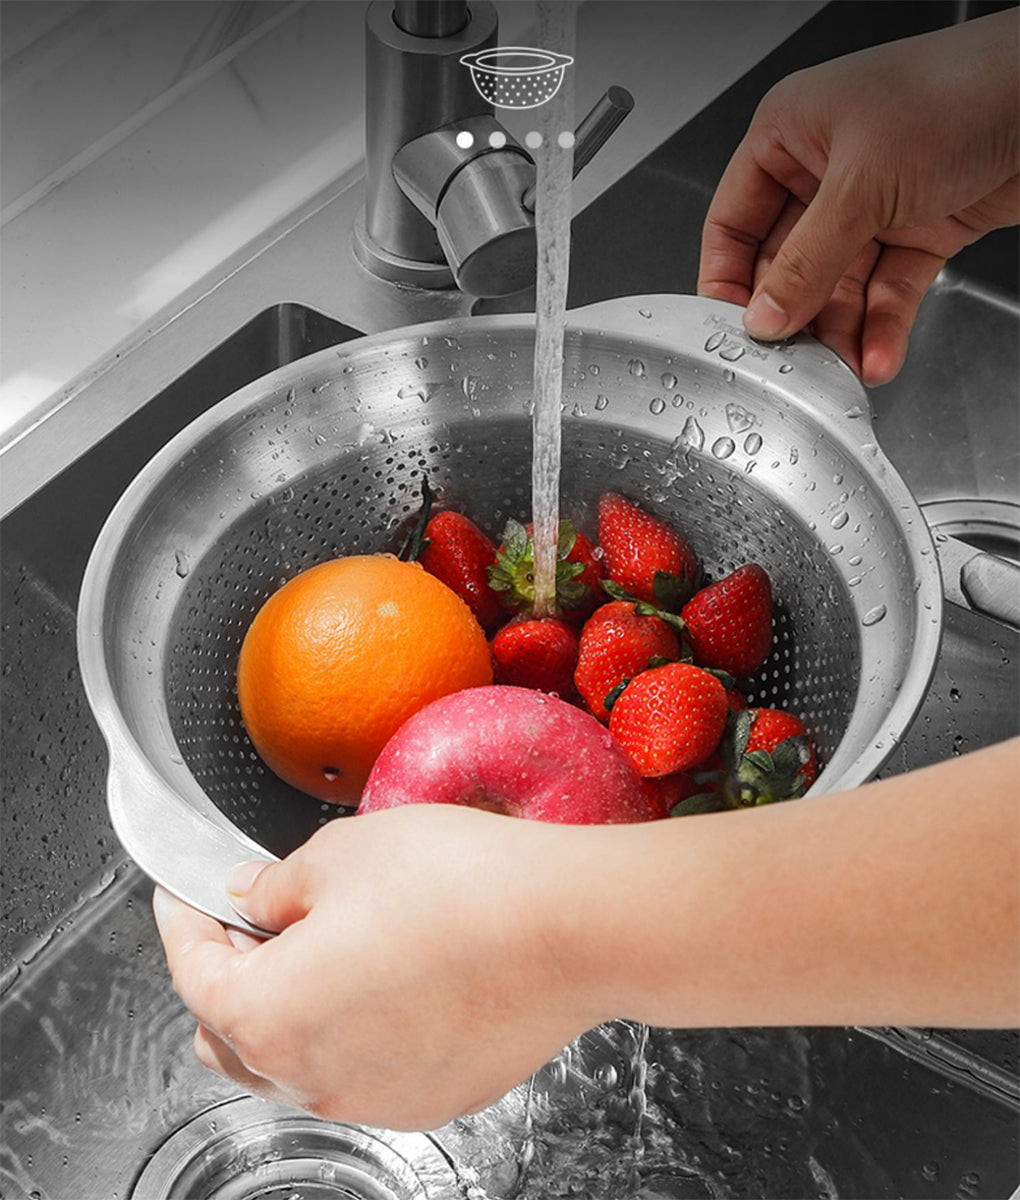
(418, 510, 504, 632)
(643, 771, 699, 819)
(574, 600, 683, 723)
(490, 616, 580, 699)
(723, 707, 818, 806)
(488, 518, 604, 624)
(597, 493, 699, 609)
(608, 662, 728, 777)
(680, 564, 773, 678)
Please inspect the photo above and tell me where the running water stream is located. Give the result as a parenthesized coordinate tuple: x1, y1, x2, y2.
(521, 3, 654, 1190)
(529, 1, 576, 618)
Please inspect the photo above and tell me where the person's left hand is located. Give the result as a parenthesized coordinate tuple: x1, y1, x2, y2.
(152, 803, 605, 1131)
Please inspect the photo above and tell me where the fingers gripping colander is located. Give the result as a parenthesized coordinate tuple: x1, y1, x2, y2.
(78, 296, 942, 933)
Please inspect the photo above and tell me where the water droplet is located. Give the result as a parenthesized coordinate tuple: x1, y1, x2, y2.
(723, 368, 736, 383)
(949, 687, 961, 703)
(661, 371, 678, 390)
(725, 402, 755, 434)
(649, 397, 666, 415)
(830, 511, 850, 529)
(173, 550, 190, 579)
(828, 544, 843, 556)
(712, 436, 735, 460)
(848, 575, 863, 587)
(833, 472, 843, 485)
(628, 358, 646, 378)
(414, 356, 428, 369)
(594, 394, 609, 411)
(778, 362, 794, 374)
(589, 363, 600, 375)
(638, 307, 652, 319)
(679, 415, 704, 453)
(862, 604, 887, 626)
(704, 331, 725, 352)
(595, 1063, 619, 1088)
(571, 402, 586, 418)
(861, 442, 879, 458)
(720, 343, 745, 362)
(743, 432, 763, 455)
(921, 1163, 939, 1181)
(848, 554, 862, 566)
(314, 434, 327, 446)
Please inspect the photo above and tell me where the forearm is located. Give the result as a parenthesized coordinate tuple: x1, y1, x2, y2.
(561, 739, 1020, 1030)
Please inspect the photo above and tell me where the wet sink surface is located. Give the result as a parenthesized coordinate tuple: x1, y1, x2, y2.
(3, 3, 1018, 1198)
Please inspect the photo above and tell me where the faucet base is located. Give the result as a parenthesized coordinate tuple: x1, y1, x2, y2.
(353, 210, 455, 290)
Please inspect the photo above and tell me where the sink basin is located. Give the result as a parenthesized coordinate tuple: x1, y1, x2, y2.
(2, 3, 1017, 1198)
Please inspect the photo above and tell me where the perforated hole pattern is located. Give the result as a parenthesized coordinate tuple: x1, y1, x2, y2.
(165, 417, 857, 859)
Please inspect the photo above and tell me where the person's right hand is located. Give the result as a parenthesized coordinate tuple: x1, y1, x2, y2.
(152, 803, 608, 1132)
(698, 9, 1019, 386)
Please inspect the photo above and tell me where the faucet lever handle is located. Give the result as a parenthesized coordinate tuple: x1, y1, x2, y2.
(521, 85, 634, 213)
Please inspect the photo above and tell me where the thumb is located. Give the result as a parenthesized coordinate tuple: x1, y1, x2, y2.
(226, 855, 314, 933)
(744, 169, 879, 341)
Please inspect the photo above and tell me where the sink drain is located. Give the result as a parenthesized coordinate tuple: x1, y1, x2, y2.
(132, 1096, 460, 1200)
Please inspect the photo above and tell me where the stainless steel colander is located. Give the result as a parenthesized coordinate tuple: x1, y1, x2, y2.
(77, 295, 943, 933)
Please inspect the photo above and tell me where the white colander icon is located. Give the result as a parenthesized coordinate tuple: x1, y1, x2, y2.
(460, 47, 574, 109)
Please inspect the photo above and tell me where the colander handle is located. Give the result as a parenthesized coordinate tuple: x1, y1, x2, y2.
(107, 753, 278, 937)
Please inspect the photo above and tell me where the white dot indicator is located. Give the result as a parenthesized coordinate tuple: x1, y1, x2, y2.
(524, 131, 543, 149)
(558, 131, 576, 149)
(488, 130, 507, 149)
(455, 131, 474, 149)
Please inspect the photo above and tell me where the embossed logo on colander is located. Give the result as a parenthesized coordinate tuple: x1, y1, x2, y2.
(460, 47, 574, 109)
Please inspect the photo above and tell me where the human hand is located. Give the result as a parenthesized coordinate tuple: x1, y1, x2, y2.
(152, 804, 607, 1131)
(698, 9, 1019, 386)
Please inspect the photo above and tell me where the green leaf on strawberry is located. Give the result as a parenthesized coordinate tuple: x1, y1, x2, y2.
(398, 475, 434, 562)
(670, 791, 729, 818)
(602, 677, 630, 714)
(652, 566, 700, 613)
(719, 707, 817, 806)
(488, 518, 595, 615)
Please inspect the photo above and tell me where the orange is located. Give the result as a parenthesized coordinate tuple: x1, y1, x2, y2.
(237, 555, 493, 805)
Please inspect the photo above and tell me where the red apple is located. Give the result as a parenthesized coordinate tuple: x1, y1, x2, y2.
(358, 685, 659, 824)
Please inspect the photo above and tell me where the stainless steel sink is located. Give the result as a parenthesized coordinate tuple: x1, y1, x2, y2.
(2, 3, 1017, 1198)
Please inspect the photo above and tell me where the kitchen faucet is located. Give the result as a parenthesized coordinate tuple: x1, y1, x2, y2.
(354, 0, 632, 297)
